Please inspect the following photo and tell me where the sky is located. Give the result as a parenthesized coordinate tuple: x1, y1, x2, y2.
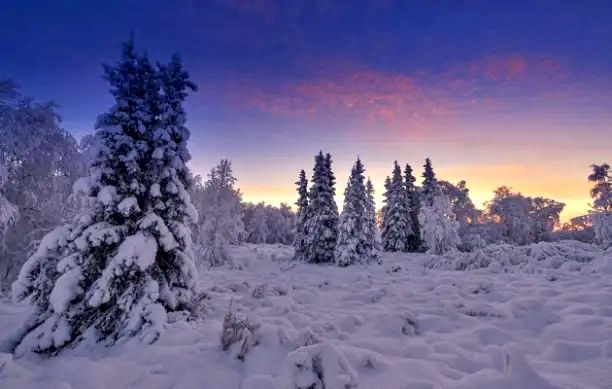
(1, 0, 611, 221)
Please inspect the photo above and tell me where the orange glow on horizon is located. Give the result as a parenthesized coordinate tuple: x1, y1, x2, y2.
(235, 163, 593, 223)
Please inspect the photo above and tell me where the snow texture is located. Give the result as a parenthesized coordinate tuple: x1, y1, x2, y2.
(1, 241, 611, 388)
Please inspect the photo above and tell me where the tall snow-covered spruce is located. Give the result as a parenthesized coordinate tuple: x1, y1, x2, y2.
(293, 169, 309, 261)
(301, 151, 338, 264)
(381, 161, 411, 252)
(421, 158, 437, 207)
(9, 41, 198, 354)
(365, 178, 382, 261)
(335, 158, 376, 266)
(404, 163, 421, 252)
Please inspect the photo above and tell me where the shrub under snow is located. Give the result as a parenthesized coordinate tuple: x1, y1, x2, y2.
(422, 240, 601, 273)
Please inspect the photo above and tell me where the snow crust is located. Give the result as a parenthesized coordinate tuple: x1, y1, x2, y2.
(1, 241, 611, 388)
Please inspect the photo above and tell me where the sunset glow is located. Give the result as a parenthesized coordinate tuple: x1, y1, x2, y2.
(2, 1, 610, 221)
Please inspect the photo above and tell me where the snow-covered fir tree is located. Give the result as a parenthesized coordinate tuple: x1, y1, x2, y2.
(380, 175, 391, 224)
(381, 161, 411, 252)
(420, 158, 437, 207)
(10, 40, 199, 354)
(365, 178, 382, 261)
(293, 169, 309, 260)
(404, 163, 421, 252)
(193, 159, 244, 266)
(335, 158, 375, 266)
(324, 153, 338, 214)
(301, 151, 338, 264)
(419, 185, 460, 255)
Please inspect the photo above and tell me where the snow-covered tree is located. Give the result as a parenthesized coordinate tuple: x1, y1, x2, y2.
(365, 178, 381, 261)
(381, 161, 411, 252)
(483, 187, 564, 245)
(404, 163, 421, 252)
(588, 163, 612, 247)
(9, 40, 199, 354)
(589, 163, 612, 212)
(293, 170, 309, 260)
(324, 153, 338, 214)
(245, 202, 269, 244)
(420, 158, 437, 207)
(301, 151, 338, 264)
(242, 202, 295, 245)
(192, 159, 244, 266)
(419, 187, 460, 254)
(0, 81, 88, 288)
(265, 203, 295, 244)
(335, 158, 375, 266)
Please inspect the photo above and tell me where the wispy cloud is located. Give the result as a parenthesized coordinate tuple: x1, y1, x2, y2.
(213, 54, 576, 125)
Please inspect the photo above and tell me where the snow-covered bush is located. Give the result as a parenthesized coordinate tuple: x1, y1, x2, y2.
(8, 41, 199, 354)
(220, 307, 258, 360)
(422, 240, 601, 273)
(276, 343, 358, 389)
(458, 233, 487, 252)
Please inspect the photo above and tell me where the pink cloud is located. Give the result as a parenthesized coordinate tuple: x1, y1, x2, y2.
(468, 55, 527, 81)
(210, 53, 597, 133)
(217, 68, 449, 129)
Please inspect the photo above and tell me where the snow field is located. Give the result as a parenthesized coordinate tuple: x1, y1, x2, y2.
(1, 242, 611, 388)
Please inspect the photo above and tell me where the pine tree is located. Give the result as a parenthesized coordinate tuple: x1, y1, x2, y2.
(404, 163, 421, 251)
(293, 169, 309, 261)
(380, 176, 391, 223)
(302, 151, 338, 264)
(335, 158, 372, 266)
(324, 153, 338, 214)
(381, 161, 411, 252)
(365, 178, 382, 261)
(421, 158, 437, 207)
(419, 187, 460, 254)
(10, 41, 198, 354)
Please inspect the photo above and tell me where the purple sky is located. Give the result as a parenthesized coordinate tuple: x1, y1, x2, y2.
(2, 1, 611, 219)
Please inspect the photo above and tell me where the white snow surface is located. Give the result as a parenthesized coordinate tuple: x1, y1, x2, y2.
(1, 241, 611, 388)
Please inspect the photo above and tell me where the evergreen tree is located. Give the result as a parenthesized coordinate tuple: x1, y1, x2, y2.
(381, 161, 411, 252)
(365, 178, 382, 261)
(404, 163, 421, 252)
(324, 153, 338, 214)
(335, 158, 372, 266)
(380, 176, 391, 223)
(10, 41, 198, 354)
(421, 158, 437, 207)
(293, 169, 309, 260)
(302, 151, 338, 264)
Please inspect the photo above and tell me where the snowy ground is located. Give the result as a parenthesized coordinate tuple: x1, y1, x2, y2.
(1, 242, 612, 389)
